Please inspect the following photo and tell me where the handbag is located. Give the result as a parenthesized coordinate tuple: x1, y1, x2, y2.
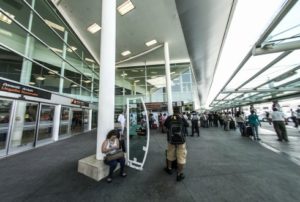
(105, 150, 124, 162)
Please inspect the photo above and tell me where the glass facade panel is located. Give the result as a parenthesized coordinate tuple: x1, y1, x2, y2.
(243, 50, 300, 89)
(33, 0, 65, 39)
(226, 53, 282, 89)
(30, 60, 60, 91)
(0, 47, 23, 82)
(31, 8, 64, 58)
(0, 0, 31, 29)
(266, 1, 300, 44)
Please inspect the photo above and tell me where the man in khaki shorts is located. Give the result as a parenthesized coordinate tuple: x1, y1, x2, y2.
(164, 106, 188, 181)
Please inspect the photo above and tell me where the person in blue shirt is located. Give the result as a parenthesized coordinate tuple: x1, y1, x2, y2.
(248, 110, 261, 141)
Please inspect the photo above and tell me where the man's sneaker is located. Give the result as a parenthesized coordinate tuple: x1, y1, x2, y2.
(164, 167, 173, 175)
(176, 173, 185, 181)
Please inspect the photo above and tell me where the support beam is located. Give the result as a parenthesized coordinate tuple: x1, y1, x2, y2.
(223, 87, 300, 94)
(253, 40, 300, 55)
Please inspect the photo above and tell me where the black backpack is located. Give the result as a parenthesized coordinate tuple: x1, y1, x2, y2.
(168, 115, 185, 145)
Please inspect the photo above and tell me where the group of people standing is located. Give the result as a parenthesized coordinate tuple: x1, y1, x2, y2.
(235, 107, 289, 142)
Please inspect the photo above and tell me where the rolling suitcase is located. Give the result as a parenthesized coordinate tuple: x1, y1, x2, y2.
(245, 126, 253, 137)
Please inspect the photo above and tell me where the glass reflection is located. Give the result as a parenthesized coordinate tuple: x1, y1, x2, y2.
(0, 99, 13, 155)
(59, 107, 71, 137)
(9, 101, 38, 152)
(37, 105, 54, 143)
(127, 97, 149, 170)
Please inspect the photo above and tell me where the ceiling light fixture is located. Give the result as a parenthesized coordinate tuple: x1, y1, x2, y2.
(48, 70, 58, 75)
(83, 80, 92, 83)
(87, 23, 101, 34)
(121, 50, 131, 56)
(117, 0, 135, 16)
(121, 72, 128, 77)
(36, 76, 46, 81)
(50, 47, 63, 53)
(85, 58, 95, 63)
(45, 19, 65, 32)
(134, 80, 140, 83)
(28, 82, 35, 85)
(67, 46, 77, 52)
(145, 39, 157, 47)
(0, 28, 12, 36)
(0, 11, 14, 24)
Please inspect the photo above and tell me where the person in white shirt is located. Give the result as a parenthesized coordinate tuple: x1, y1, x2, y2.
(271, 107, 288, 142)
(118, 112, 126, 135)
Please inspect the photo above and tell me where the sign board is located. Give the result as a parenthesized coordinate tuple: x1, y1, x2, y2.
(0, 78, 51, 99)
(71, 99, 89, 107)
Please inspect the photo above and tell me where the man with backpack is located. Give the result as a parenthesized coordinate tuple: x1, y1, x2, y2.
(164, 106, 189, 182)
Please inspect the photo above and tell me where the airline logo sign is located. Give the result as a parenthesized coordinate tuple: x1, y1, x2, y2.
(71, 99, 89, 107)
(0, 78, 51, 99)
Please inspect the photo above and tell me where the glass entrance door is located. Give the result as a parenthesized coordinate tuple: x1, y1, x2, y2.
(0, 99, 13, 157)
(36, 104, 55, 145)
(71, 109, 83, 134)
(59, 107, 71, 138)
(9, 101, 38, 154)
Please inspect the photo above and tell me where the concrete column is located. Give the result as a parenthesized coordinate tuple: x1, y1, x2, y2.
(133, 82, 137, 95)
(53, 105, 61, 141)
(164, 42, 173, 115)
(90, 64, 95, 102)
(144, 62, 148, 102)
(88, 109, 92, 131)
(96, 0, 116, 160)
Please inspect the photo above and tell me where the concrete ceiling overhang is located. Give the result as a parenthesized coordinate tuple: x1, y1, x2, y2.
(52, 0, 190, 66)
(52, 0, 235, 106)
(175, 0, 235, 107)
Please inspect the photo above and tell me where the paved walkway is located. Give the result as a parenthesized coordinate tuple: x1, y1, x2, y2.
(0, 126, 300, 202)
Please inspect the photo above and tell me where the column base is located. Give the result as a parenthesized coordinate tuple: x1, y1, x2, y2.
(78, 154, 119, 181)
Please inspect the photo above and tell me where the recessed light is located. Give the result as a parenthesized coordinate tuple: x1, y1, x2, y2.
(121, 72, 128, 77)
(71, 84, 78, 87)
(48, 70, 58, 75)
(117, 0, 135, 16)
(50, 47, 63, 53)
(85, 58, 95, 63)
(121, 50, 131, 56)
(83, 80, 92, 83)
(36, 76, 46, 81)
(145, 39, 157, 47)
(0, 11, 14, 24)
(0, 28, 12, 36)
(45, 19, 65, 32)
(67, 46, 77, 52)
(87, 23, 101, 34)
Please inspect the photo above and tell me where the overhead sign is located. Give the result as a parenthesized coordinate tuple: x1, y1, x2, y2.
(71, 99, 89, 107)
(145, 102, 167, 110)
(0, 78, 51, 100)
